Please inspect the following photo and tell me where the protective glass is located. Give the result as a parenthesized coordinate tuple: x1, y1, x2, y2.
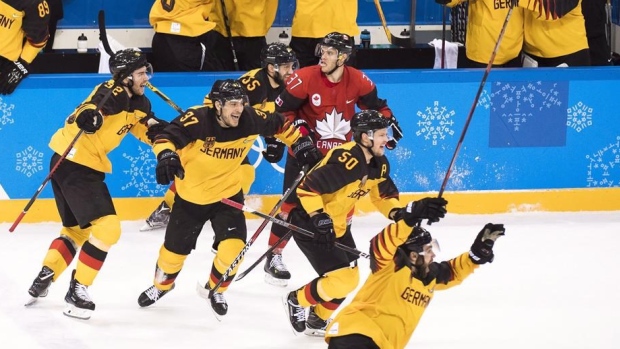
(419, 239, 441, 256)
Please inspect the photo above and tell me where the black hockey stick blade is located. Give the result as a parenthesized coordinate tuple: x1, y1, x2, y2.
(98, 10, 115, 56)
(373, 0, 413, 48)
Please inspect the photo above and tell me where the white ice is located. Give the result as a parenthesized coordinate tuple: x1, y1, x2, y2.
(1, 210, 619, 349)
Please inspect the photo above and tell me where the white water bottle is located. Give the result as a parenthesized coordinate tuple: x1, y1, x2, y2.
(77, 33, 88, 53)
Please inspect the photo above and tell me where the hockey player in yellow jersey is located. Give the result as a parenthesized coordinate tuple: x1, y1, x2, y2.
(25, 49, 166, 320)
(137, 79, 321, 319)
(283, 110, 447, 336)
(149, 0, 217, 71)
(0, 0, 50, 95)
(325, 222, 505, 349)
(140, 43, 299, 238)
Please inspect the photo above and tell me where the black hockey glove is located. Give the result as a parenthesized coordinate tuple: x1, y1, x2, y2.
(262, 137, 286, 163)
(310, 212, 336, 251)
(292, 136, 322, 168)
(155, 149, 185, 185)
(76, 109, 104, 134)
(469, 223, 506, 265)
(393, 197, 448, 226)
(525, 0, 578, 19)
(144, 114, 170, 143)
(0, 57, 29, 95)
(385, 115, 403, 150)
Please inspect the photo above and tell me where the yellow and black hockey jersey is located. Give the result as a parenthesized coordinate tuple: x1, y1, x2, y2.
(203, 68, 282, 112)
(152, 106, 303, 205)
(291, 0, 359, 38)
(149, 0, 216, 37)
(48, 80, 153, 173)
(0, 0, 50, 62)
(209, 0, 277, 37)
(325, 219, 479, 349)
(297, 141, 400, 237)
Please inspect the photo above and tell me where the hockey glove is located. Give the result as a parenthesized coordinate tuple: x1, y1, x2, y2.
(310, 212, 336, 251)
(393, 197, 448, 226)
(156, 149, 185, 185)
(76, 109, 104, 134)
(0, 57, 29, 95)
(385, 115, 403, 150)
(293, 118, 313, 137)
(262, 137, 286, 163)
(145, 114, 170, 143)
(469, 223, 506, 265)
(523, 0, 579, 19)
(292, 136, 322, 168)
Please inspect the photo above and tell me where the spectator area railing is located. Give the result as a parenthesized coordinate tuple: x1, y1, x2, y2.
(0, 67, 619, 223)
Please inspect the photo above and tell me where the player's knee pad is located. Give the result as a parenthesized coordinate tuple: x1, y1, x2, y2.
(214, 238, 245, 267)
(239, 162, 255, 195)
(321, 266, 360, 299)
(59, 225, 89, 247)
(90, 214, 121, 247)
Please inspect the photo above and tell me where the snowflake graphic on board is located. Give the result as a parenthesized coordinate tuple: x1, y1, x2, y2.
(490, 81, 565, 132)
(476, 89, 492, 110)
(415, 101, 455, 145)
(121, 145, 167, 196)
(315, 108, 350, 140)
(586, 136, 620, 187)
(0, 97, 16, 131)
(567, 101, 593, 132)
(15, 146, 44, 178)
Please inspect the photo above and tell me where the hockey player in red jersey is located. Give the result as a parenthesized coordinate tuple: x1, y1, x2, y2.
(263, 32, 403, 287)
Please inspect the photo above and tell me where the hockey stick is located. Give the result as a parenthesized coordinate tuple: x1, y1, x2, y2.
(372, 0, 412, 48)
(206, 165, 310, 297)
(218, 0, 239, 70)
(145, 82, 184, 114)
(221, 198, 371, 259)
(441, 5, 447, 68)
(98, 10, 114, 56)
(437, 8, 514, 198)
(234, 230, 294, 282)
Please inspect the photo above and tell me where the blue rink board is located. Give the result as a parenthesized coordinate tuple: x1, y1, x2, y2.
(0, 67, 619, 200)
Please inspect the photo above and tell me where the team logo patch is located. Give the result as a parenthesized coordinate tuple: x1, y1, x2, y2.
(312, 94, 321, 107)
(200, 136, 216, 153)
(275, 96, 283, 107)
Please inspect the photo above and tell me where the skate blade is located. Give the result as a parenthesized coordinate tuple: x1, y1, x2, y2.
(304, 327, 326, 337)
(63, 304, 93, 320)
(24, 297, 38, 307)
(195, 282, 224, 322)
(139, 222, 166, 232)
(264, 274, 289, 287)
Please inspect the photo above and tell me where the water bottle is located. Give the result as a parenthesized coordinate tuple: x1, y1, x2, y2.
(360, 29, 371, 49)
(279, 30, 289, 45)
(77, 33, 88, 53)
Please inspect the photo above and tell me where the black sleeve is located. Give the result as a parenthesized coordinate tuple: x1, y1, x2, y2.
(275, 89, 305, 113)
(300, 148, 364, 195)
(357, 86, 390, 113)
(158, 107, 207, 149)
(88, 82, 127, 116)
(21, 0, 51, 45)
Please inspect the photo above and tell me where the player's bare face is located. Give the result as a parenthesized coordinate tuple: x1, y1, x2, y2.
(129, 66, 150, 96)
(278, 62, 296, 81)
(370, 128, 389, 156)
(318, 46, 339, 73)
(220, 99, 245, 127)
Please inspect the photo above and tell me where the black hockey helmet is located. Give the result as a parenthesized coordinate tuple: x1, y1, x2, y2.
(401, 226, 434, 254)
(209, 79, 249, 105)
(351, 110, 390, 142)
(261, 43, 299, 69)
(109, 49, 151, 79)
(315, 32, 354, 58)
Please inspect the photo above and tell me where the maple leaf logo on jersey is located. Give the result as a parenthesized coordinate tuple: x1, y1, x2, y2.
(315, 108, 350, 140)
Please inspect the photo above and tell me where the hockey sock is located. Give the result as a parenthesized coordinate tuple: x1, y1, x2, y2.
(154, 245, 187, 291)
(208, 238, 245, 292)
(75, 241, 108, 286)
(43, 235, 78, 281)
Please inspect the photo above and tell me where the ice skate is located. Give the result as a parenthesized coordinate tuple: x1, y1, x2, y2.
(264, 253, 291, 287)
(283, 291, 306, 334)
(140, 201, 170, 231)
(63, 270, 95, 320)
(25, 266, 54, 306)
(138, 283, 175, 307)
(196, 282, 228, 321)
(304, 305, 331, 337)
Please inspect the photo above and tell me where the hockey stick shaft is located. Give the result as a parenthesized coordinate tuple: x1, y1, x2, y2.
(372, 0, 411, 47)
(437, 8, 514, 198)
(208, 165, 310, 296)
(145, 82, 185, 114)
(221, 198, 370, 259)
(98, 10, 114, 56)
(8, 74, 126, 232)
(219, 0, 239, 71)
(234, 229, 293, 282)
